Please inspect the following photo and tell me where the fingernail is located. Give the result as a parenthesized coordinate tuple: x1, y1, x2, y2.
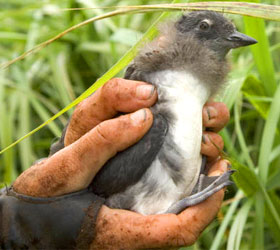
(220, 161, 229, 172)
(136, 85, 155, 100)
(206, 107, 217, 120)
(131, 109, 146, 125)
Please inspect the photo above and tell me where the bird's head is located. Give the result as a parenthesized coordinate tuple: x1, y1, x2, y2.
(175, 11, 257, 58)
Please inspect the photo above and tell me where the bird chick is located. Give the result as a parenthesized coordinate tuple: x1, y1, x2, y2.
(91, 11, 257, 215)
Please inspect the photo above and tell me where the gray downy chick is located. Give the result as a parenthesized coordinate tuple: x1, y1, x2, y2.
(91, 11, 257, 215)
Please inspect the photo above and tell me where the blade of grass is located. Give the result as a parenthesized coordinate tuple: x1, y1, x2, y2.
(0, 2, 174, 155)
(224, 160, 280, 237)
(2, 2, 280, 70)
(244, 5, 277, 97)
(222, 69, 248, 110)
(265, 192, 280, 246)
(62, 2, 280, 21)
(258, 83, 280, 184)
(242, 75, 270, 118)
(220, 129, 239, 160)
(0, 32, 26, 41)
(259, 185, 280, 247)
(234, 93, 255, 170)
(210, 190, 243, 250)
(30, 98, 61, 137)
(253, 193, 264, 250)
(13, 67, 34, 170)
(235, 199, 253, 250)
(1, 81, 68, 125)
(49, 52, 74, 110)
(2, 1, 280, 155)
(0, 78, 17, 183)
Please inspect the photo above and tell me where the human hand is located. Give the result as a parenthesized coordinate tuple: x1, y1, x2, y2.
(13, 78, 230, 249)
(13, 78, 157, 197)
(201, 101, 229, 162)
(91, 100, 230, 250)
(92, 159, 229, 250)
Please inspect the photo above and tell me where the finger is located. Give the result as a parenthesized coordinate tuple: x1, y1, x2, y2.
(92, 160, 229, 250)
(201, 131, 224, 161)
(207, 158, 229, 176)
(65, 78, 157, 145)
(202, 102, 230, 132)
(93, 206, 190, 250)
(13, 109, 153, 197)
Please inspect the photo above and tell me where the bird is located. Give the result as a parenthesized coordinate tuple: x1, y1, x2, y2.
(90, 11, 257, 215)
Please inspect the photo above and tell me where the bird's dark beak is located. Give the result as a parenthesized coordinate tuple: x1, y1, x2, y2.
(226, 31, 257, 48)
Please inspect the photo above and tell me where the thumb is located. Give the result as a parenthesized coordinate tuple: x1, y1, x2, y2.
(14, 108, 153, 197)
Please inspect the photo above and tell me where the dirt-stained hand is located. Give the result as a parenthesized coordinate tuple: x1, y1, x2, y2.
(13, 78, 231, 249)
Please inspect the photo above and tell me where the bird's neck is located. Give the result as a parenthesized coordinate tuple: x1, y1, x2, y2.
(134, 33, 230, 97)
(153, 69, 211, 108)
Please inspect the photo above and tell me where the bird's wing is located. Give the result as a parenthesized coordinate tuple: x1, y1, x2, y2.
(91, 113, 168, 197)
(124, 64, 136, 79)
(124, 63, 150, 82)
(91, 65, 168, 198)
(47, 64, 167, 201)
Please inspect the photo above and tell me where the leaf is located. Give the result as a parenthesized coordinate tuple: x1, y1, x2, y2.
(227, 199, 253, 250)
(222, 69, 248, 110)
(264, 191, 280, 247)
(1, 2, 280, 154)
(267, 164, 280, 190)
(242, 75, 269, 118)
(210, 190, 243, 250)
(254, 193, 264, 250)
(0, 3, 169, 155)
(234, 95, 255, 170)
(2, 2, 280, 69)
(244, 12, 277, 96)
(258, 83, 280, 183)
(229, 158, 260, 196)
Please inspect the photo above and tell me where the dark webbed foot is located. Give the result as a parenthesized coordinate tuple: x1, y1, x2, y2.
(165, 170, 235, 214)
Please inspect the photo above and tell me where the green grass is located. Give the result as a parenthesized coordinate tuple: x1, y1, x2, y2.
(0, 0, 280, 249)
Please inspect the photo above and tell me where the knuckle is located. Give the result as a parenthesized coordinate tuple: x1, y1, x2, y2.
(208, 132, 223, 145)
(171, 216, 198, 247)
(187, 232, 198, 245)
(179, 228, 198, 247)
(220, 102, 229, 111)
(219, 103, 230, 121)
(100, 78, 126, 106)
(224, 111, 230, 123)
(93, 123, 117, 156)
(207, 102, 230, 126)
(95, 119, 129, 147)
(73, 98, 84, 111)
(103, 78, 122, 93)
(74, 102, 85, 116)
(95, 122, 114, 145)
(215, 134, 224, 148)
(72, 100, 89, 121)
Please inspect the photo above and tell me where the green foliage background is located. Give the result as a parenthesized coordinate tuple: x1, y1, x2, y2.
(0, 0, 280, 249)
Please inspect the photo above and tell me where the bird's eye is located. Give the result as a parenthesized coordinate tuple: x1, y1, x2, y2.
(199, 21, 210, 31)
